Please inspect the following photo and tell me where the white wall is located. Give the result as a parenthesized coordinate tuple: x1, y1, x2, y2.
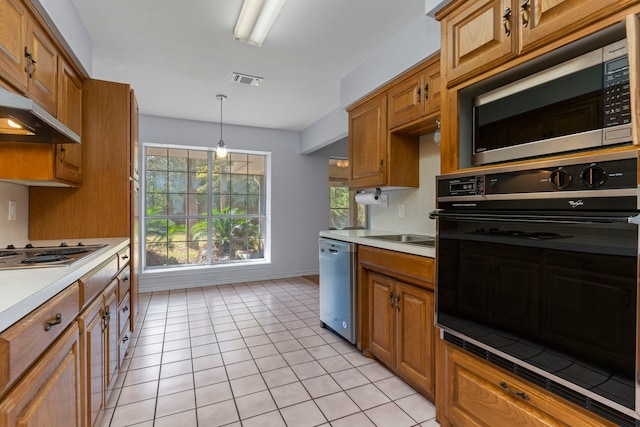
(301, 14, 441, 154)
(369, 133, 440, 236)
(0, 183, 29, 247)
(138, 114, 328, 292)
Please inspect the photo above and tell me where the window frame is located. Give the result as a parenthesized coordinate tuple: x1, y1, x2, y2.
(142, 142, 271, 271)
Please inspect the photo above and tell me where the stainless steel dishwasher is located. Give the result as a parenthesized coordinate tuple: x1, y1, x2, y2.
(318, 237, 357, 344)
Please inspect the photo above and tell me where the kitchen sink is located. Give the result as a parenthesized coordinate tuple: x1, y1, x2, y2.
(364, 234, 435, 247)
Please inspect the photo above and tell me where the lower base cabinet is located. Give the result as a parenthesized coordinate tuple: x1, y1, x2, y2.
(359, 246, 436, 400)
(437, 339, 617, 427)
(0, 323, 81, 427)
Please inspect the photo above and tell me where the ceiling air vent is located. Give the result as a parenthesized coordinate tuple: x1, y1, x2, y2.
(231, 72, 263, 86)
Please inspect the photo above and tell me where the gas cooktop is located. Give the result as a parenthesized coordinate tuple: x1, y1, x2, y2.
(0, 242, 108, 270)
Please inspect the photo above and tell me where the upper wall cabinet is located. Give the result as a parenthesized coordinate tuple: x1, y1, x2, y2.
(388, 56, 441, 129)
(0, 0, 29, 91)
(0, 0, 59, 115)
(0, 0, 84, 186)
(346, 53, 440, 190)
(439, 0, 638, 87)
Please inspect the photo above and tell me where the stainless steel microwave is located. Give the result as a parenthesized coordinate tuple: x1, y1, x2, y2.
(473, 39, 630, 166)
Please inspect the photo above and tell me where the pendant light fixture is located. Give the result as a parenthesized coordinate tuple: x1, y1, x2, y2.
(216, 94, 228, 158)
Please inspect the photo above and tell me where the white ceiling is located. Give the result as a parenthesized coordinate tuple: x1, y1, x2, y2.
(70, 0, 426, 132)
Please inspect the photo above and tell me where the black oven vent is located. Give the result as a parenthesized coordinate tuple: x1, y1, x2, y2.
(443, 332, 639, 427)
(590, 401, 639, 427)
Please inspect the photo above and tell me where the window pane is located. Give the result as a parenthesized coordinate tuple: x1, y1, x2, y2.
(168, 171, 188, 193)
(167, 149, 188, 171)
(146, 193, 168, 216)
(188, 150, 208, 173)
(188, 194, 208, 215)
(231, 195, 247, 213)
(146, 171, 168, 193)
(231, 175, 248, 194)
(247, 155, 265, 175)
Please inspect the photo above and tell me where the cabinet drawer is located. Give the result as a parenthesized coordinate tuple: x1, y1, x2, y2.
(443, 342, 615, 426)
(118, 266, 131, 301)
(118, 291, 130, 337)
(79, 255, 118, 310)
(0, 282, 79, 396)
(117, 246, 130, 271)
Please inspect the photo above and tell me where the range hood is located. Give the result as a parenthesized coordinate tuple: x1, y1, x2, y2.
(0, 87, 81, 144)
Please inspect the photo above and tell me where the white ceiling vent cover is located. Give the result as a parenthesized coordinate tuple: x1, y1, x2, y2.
(231, 73, 263, 86)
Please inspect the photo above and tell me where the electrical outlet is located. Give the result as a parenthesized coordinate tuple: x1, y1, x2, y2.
(398, 204, 405, 218)
(8, 200, 16, 221)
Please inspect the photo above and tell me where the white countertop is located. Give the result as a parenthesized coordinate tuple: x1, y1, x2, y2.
(319, 229, 436, 258)
(0, 237, 129, 332)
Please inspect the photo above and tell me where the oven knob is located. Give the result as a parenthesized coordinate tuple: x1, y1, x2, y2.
(580, 165, 607, 188)
(549, 168, 571, 189)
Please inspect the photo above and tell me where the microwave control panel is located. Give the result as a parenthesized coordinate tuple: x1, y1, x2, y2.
(603, 55, 630, 128)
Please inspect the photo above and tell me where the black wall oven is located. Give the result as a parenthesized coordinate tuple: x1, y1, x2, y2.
(431, 151, 640, 426)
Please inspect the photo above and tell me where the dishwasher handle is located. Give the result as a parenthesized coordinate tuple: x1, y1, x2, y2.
(319, 238, 357, 253)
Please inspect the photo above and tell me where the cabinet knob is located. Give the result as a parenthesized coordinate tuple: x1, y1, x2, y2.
(520, 0, 530, 28)
(388, 291, 394, 305)
(395, 295, 401, 310)
(503, 7, 512, 36)
(424, 83, 429, 100)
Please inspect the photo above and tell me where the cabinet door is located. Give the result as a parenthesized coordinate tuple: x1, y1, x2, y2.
(0, 0, 28, 91)
(79, 298, 104, 427)
(519, 0, 637, 53)
(442, 342, 615, 427)
(0, 324, 81, 427)
(442, 0, 516, 86)
(104, 281, 119, 391)
(26, 18, 57, 115)
(55, 60, 82, 184)
(423, 63, 441, 116)
(388, 72, 423, 129)
(396, 282, 435, 398)
(368, 272, 395, 367)
(348, 93, 387, 189)
(130, 90, 139, 180)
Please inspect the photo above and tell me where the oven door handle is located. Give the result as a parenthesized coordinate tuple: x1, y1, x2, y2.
(429, 210, 640, 225)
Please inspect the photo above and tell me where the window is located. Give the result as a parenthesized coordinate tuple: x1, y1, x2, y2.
(144, 145, 269, 269)
(329, 159, 366, 229)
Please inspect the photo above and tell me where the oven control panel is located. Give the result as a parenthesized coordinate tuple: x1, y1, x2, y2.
(437, 152, 637, 208)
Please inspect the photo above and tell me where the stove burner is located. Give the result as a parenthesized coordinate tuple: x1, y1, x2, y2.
(21, 255, 69, 264)
(36, 248, 89, 256)
(0, 251, 18, 258)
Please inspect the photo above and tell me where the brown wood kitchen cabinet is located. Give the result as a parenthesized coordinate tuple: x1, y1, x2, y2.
(0, 283, 82, 427)
(30, 79, 139, 333)
(437, 340, 616, 427)
(359, 246, 436, 400)
(388, 55, 441, 129)
(348, 93, 419, 190)
(438, 0, 637, 88)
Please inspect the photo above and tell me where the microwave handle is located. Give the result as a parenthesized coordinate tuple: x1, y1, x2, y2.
(429, 210, 640, 225)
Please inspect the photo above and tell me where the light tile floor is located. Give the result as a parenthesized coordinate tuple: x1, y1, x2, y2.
(100, 277, 439, 427)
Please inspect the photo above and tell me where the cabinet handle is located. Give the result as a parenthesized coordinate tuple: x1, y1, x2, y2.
(44, 313, 62, 331)
(503, 7, 512, 36)
(520, 0, 530, 27)
(103, 309, 111, 321)
(122, 306, 129, 313)
(122, 275, 129, 282)
(122, 336, 129, 343)
(416, 87, 421, 104)
(424, 83, 429, 100)
(24, 47, 36, 78)
(500, 381, 530, 400)
(121, 254, 129, 260)
(388, 291, 394, 305)
(395, 295, 401, 310)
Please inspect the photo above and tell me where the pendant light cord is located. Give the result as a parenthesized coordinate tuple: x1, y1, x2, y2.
(219, 96, 223, 143)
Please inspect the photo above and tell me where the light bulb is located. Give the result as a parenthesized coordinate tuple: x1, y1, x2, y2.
(433, 128, 441, 145)
(216, 141, 228, 158)
(7, 119, 21, 129)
